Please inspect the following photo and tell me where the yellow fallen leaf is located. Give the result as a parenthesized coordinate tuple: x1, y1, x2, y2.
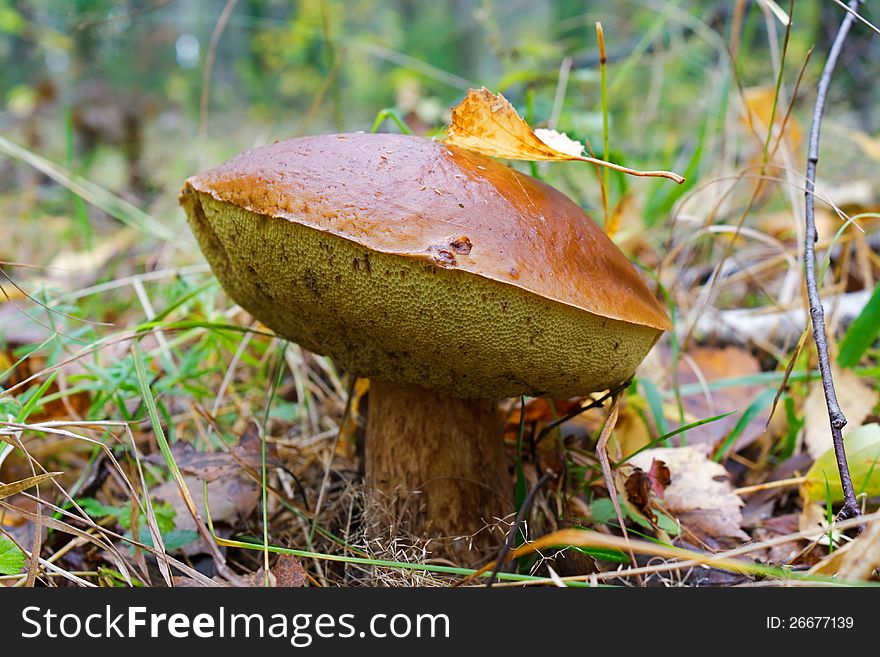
(444, 88, 684, 184)
(614, 401, 652, 459)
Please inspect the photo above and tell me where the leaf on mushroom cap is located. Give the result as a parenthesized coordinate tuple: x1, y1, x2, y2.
(444, 87, 685, 184)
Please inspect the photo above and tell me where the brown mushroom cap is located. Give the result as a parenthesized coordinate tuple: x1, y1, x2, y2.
(180, 133, 670, 398)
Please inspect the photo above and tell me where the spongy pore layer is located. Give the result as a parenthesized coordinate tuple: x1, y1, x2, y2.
(182, 191, 663, 399)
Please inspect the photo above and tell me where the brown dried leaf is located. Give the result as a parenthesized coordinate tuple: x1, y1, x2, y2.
(623, 459, 671, 528)
(833, 518, 880, 581)
(247, 555, 307, 588)
(625, 459, 670, 509)
(648, 459, 672, 496)
(624, 470, 653, 516)
(629, 446, 747, 540)
(677, 346, 769, 451)
(444, 88, 684, 183)
(152, 473, 260, 557)
(145, 422, 282, 482)
(750, 513, 803, 565)
(271, 554, 307, 587)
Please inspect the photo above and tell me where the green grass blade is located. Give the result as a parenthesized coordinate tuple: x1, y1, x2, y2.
(839, 281, 880, 368)
(15, 370, 59, 422)
(712, 387, 777, 461)
(0, 133, 175, 241)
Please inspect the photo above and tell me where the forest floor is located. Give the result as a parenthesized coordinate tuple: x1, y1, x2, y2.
(1, 1, 880, 588)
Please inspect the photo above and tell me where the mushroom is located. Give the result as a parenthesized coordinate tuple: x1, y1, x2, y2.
(179, 133, 671, 564)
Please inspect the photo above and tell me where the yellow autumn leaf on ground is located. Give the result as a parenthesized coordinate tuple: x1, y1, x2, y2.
(444, 87, 684, 184)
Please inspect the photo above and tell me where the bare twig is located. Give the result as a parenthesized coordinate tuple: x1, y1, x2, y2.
(803, 0, 863, 521)
(535, 379, 630, 445)
(594, 393, 638, 571)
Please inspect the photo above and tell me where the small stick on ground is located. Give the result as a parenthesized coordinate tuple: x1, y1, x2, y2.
(803, 0, 863, 521)
(735, 476, 807, 496)
(595, 393, 637, 569)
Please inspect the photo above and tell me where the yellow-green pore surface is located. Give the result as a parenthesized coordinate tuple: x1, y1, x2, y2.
(182, 195, 664, 399)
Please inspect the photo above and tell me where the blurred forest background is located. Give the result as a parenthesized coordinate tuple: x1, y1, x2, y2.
(3, 1, 879, 225)
(2, 0, 880, 587)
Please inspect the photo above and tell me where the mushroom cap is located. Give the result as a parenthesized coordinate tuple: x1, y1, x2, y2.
(180, 133, 670, 398)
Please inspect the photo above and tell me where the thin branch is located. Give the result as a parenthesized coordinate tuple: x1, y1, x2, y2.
(803, 0, 863, 520)
(594, 393, 637, 570)
(535, 379, 630, 445)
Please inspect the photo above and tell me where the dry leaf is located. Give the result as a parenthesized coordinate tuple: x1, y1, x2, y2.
(629, 446, 747, 540)
(503, 398, 582, 441)
(145, 422, 282, 482)
(614, 402, 653, 458)
(624, 459, 671, 522)
(248, 555, 307, 587)
(676, 346, 769, 450)
(533, 128, 585, 157)
(851, 129, 880, 162)
(836, 518, 880, 580)
(750, 513, 803, 565)
(803, 366, 878, 460)
(742, 86, 802, 154)
(152, 473, 260, 557)
(270, 554, 307, 587)
(444, 88, 684, 183)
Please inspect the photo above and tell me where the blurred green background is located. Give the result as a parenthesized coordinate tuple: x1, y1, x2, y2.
(2, 1, 878, 235)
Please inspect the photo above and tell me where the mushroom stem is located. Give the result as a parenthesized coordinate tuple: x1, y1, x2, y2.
(365, 380, 512, 564)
